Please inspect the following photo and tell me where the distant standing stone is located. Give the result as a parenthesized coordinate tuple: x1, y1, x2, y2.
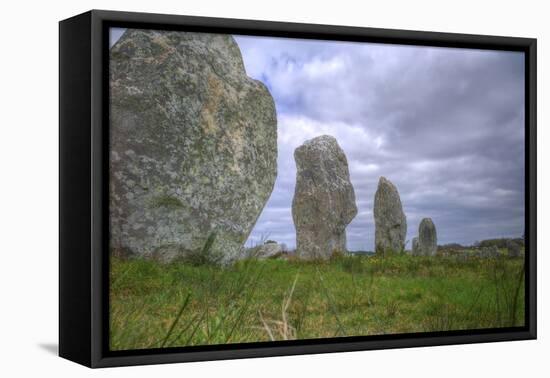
(418, 218, 437, 256)
(373, 177, 407, 256)
(489, 245, 501, 258)
(292, 135, 358, 260)
(412, 237, 419, 256)
(479, 245, 500, 258)
(507, 240, 521, 258)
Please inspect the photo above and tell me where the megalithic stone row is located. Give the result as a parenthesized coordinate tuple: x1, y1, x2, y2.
(109, 29, 278, 264)
(373, 177, 407, 256)
(292, 135, 358, 260)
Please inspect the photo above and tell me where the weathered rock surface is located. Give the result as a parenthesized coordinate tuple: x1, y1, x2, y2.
(507, 240, 521, 258)
(373, 177, 407, 256)
(412, 237, 419, 256)
(109, 29, 277, 263)
(418, 218, 437, 256)
(247, 242, 284, 259)
(292, 135, 357, 260)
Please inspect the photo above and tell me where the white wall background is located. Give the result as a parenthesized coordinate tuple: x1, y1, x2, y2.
(0, 0, 547, 376)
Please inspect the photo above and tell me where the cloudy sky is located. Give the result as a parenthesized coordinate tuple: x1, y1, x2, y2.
(233, 35, 525, 251)
(110, 29, 525, 251)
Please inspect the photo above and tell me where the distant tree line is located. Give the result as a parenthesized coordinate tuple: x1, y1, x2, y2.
(438, 237, 525, 251)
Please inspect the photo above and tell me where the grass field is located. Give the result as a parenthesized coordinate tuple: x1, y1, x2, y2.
(110, 253, 525, 351)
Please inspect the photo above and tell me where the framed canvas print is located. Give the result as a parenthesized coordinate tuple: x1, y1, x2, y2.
(59, 10, 537, 368)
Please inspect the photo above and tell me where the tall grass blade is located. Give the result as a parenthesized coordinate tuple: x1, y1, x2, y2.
(316, 267, 346, 336)
(509, 262, 525, 326)
(225, 265, 265, 343)
(258, 311, 276, 341)
(160, 292, 191, 348)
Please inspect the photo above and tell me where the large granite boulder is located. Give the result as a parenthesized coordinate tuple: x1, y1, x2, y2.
(292, 135, 357, 260)
(373, 177, 407, 256)
(109, 29, 277, 263)
(418, 218, 437, 256)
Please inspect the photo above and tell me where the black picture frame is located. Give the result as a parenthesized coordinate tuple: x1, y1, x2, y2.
(59, 9, 537, 368)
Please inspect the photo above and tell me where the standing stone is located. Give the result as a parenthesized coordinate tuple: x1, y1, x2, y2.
(292, 135, 357, 260)
(507, 240, 521, 258)
(109, 29, 277, 263)
(412, 237, 419, 256)
(373, 177, 407, 256)
(418, 218, 437, 256)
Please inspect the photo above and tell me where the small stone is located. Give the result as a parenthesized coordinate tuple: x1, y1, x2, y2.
(256, 242, 283, 259)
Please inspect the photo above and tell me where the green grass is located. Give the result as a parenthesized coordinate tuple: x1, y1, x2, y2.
(109, 253, 525, 351)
